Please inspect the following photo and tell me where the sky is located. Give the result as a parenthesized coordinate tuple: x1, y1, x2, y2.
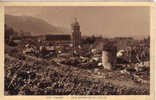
(5, 6, 150, 38)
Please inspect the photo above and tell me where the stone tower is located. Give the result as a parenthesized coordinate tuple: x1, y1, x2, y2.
(71, 18, 81, 53)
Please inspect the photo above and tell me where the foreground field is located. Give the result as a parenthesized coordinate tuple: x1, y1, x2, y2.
(5, 53, 149, 95)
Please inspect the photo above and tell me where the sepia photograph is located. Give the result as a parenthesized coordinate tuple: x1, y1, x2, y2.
(4, 6, 151, 95)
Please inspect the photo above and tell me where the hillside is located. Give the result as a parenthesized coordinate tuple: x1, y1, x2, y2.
(5, 15, 69, 36)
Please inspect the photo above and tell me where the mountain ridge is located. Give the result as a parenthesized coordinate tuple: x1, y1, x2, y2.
(5, 14, 70, 36)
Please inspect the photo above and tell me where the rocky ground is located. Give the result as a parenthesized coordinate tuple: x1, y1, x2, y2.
(5, 52, 150, 95)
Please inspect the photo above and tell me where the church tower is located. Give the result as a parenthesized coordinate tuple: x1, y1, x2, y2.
(71, 18, 81, 53)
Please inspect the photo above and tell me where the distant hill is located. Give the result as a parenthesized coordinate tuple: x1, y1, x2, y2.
(5, 15, 69, 36)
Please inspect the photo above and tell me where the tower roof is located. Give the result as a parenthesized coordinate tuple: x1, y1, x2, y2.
(72, 17, 79, 26)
